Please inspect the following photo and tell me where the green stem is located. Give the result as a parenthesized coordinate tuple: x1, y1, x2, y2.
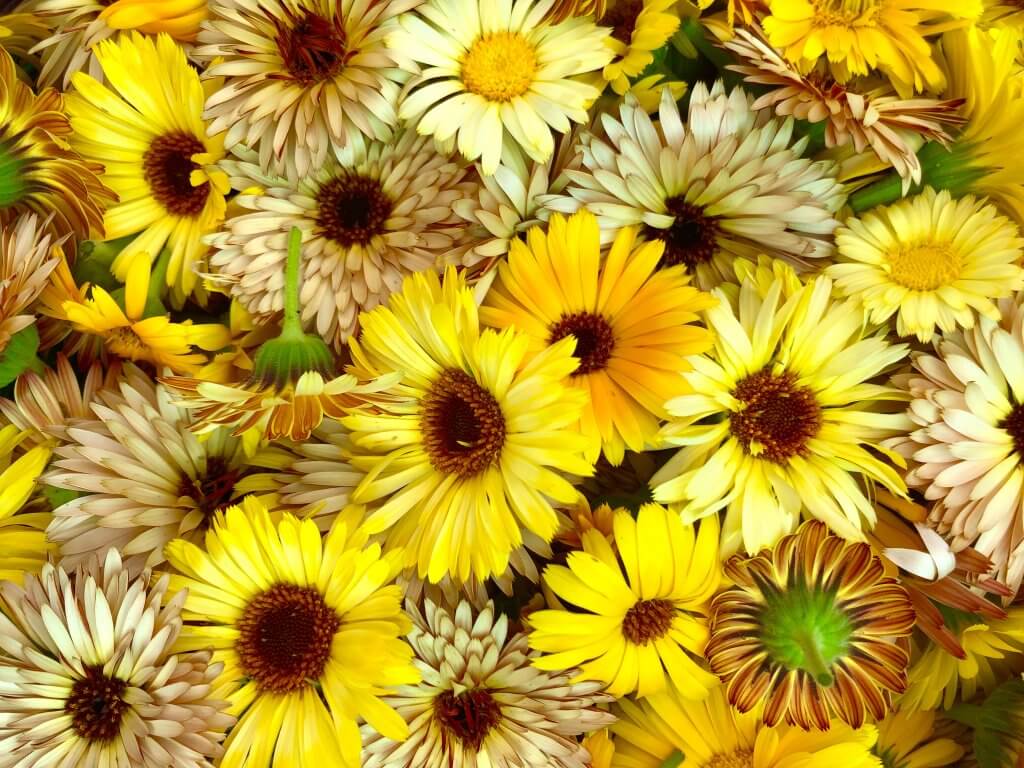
(282, 226, 304, 340)
(849, 172, 909, 214)
(659, 752, 683, 768)
(794, 629, 834, 686)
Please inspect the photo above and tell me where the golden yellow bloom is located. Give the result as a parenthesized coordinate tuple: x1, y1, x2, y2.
(0, 425, 54, 583)
(763, 0, 978, 95)
(530, 504, 720, 698)
(66, 32, 229, 304)
(481, 212, 715, 464)
(601, 0, 681, 94)
(166, 496, 419, 768)
(875, 710, 965, 768)
(707, 521, 916, 730)
(61, 252, 230, 375)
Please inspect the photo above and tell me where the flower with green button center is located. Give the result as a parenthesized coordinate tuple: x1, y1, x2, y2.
(706, 520, 916, 731)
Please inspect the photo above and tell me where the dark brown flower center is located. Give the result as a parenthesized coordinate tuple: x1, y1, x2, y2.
(622, 598, 674, 644)
(237, 584, 340, 693)
(603, 0, 644, 43)
(274, 8, 349, 86)
(66, 666, 128, 742)
(179, 455, 240, 521)
(548, 311, 615, 375)
(1002, 403, 1024, 460)
(422, 369, 506, 477)
(730, 369, 822, 463)
(434, 688, 503, 751)
(143, 132, 210, 217)
(315, 172, 393, 248)
(648, 196, 719, 269)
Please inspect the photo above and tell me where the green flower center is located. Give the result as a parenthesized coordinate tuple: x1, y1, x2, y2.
(0, 139, 27, 208)
(758, 582, 853, 686)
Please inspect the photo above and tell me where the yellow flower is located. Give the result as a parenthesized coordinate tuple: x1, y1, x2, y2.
(166, 496, 419, 768)
(0, 425, 53, 582)
(343, 266, 592, 584)
(763, 0, 979, 95)
(600, 0, 681, 94)
(830, 187, 1024, 342)
(61, 252, 230, 374)
(66, 32, 229, 304)
(875, 710, 964, 768)
(529, 503, 721, 698)
(390, 0, 613, 174)
(98, 0, 207, 37)
(481, 211, 715, 465)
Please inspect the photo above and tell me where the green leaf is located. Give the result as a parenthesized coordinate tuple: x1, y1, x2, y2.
(73, 235, 137, 291)
(43, 486, 79, 511)
(948, 680, 1024, 768)
(0, 325, 40, 389)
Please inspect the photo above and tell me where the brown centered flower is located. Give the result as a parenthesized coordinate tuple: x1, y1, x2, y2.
(720, 26, 965, 188)
(706, 520, 916, 731)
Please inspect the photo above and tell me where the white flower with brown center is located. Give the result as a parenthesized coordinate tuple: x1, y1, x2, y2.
(362, 600, 614, 768)
(0, 549, 232, 768)
(196, 0, 419, 179)
(208, 132, 475, 347)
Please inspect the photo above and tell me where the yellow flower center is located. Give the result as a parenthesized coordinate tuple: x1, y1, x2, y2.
(887, 242, 962, 291)
(809, 0, 879, 25)
(462, 32, 537, 102)
(706, 749, 754, 768)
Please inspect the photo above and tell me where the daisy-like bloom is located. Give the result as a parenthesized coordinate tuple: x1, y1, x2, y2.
(0, 47, 113, 246)
(362, 599, 614, 768)
(529, 503, 721, 698)
(342, 266, 592, 583)
(0, 214, 58, 354)
(545, 82, 845, 290)
(887, 293, 1024, 598)
(389, 0, 613, 174)
(0, 549, 232, 768)
(43, 363, 250, 572)
(166, 229, 401, 443)
(451, 135, 578, 275)
(899, 607, 1024, 710)
(829, 187, 1024, 343)
(66, 32, 230, 304)
(706, 521, 916, 730)
(210, 131, 474, 347)
(0, 354, 116, 446)
(60, 252, 231, 375)
(874, 710, 965, 768)
(481, 212, 714, 464)
(0, 425, 55, 583)
(762, 0, 978, 95)
(721, 26, 966, 187)
(31, 0, 207, 88)
(197, 0, 418, 180)
(610, 683, 882, 768)
(165, 496, 419, 768)
(600, 0, 680, 94)
(652, 272, 910, 555)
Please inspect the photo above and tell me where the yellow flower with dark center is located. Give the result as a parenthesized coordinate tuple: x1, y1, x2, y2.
(763, 0, 979, 95)
(0, 47, 113, 246)
(652, 271, 910, 555)
(829, 187, 1024, 342)
(706, 521, 916, 731)
(389, 0, 613, 174)
(600, 0, 681, 94)
(529, 503, 721, 698)
(66, 32, 229, 304)
(481, 211, 715, 465)
(342, 266, 592, 583)
(60, 252, 230, 375)
(165, 496, 419, 768)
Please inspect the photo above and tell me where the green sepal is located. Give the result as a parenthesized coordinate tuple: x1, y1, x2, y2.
(43, 486, 79, 511)
(659, 752, 684, 768)
(0, 325, 41, 389)
(250, 330, 336, 390)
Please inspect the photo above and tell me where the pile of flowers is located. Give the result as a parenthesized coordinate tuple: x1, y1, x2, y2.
(2, 0, 1024, 765)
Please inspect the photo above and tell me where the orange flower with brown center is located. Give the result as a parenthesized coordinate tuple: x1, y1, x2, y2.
(706, 520, 916, 730)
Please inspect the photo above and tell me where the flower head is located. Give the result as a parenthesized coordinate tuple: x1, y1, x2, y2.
(165, 496, 419, 768)
(0, 549, 232, 768)
(600, 0, 681, 94)
(390, 0, 613, 174)
(362, 599, 613, 767)
(706, 521, 916, 730)
(0, 214, 59, 354)
(481, 211, 715, 464)
(66, 32, 230, 304)
(0, 425, 55, 582)
(529, 503, 721, 698)
(546, 82, 845, 289)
